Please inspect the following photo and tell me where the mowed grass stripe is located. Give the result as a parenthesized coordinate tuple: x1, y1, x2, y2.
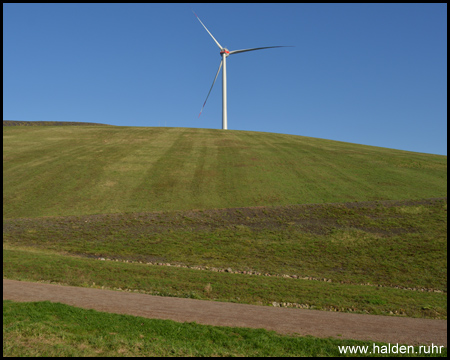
(3, 126, 447, 218)
(252, 135, 438, 203)
(191, 134, 222, 208)
(126, 128, 187, 211)
(4, 132, 116, 217)
(99, 127, 182, 213)
(215, 132, 260, 208)
(128, 128, 223, 211)
(4, 127, 181, 216)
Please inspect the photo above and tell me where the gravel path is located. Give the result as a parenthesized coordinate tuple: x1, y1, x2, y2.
(3, 279, 446, 346)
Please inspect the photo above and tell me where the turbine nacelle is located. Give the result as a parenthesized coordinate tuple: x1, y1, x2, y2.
(220, 48, 230, 56)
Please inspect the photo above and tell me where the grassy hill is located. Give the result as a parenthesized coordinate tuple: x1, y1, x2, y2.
(3, 125, 447, 218)
(3, 124, 447, 354)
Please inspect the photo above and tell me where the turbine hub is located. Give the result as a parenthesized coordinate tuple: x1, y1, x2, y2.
(220, 48, 230, 56)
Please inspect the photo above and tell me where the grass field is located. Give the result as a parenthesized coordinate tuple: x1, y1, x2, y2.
(4, 301, 446, 357)
(3, 126, 447, 218)
(3, 124, 447, 355)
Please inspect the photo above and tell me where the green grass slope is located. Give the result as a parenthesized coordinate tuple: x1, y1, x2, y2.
(4, 301, 446, 357)
(3, 126, 447, 218)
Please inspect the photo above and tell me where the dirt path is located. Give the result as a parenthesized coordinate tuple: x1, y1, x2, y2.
(3, 279, 446, 346)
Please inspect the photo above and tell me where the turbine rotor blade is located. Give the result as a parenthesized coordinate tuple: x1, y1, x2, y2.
(229, 45, 294, 55)
(192, 10, 223, 50)
(199, 60, 223, 118)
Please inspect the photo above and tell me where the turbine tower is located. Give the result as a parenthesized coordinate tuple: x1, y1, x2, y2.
(194, 11, 292, 130)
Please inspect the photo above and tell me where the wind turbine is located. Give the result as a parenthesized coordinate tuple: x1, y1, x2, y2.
(193, 11, 292, 130)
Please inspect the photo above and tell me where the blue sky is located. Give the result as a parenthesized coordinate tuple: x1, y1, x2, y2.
(3, 3, 447, 155)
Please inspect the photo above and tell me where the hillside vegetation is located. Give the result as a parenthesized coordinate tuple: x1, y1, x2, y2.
(3, 126, 447, 218)
(3, 124, 447, 355)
